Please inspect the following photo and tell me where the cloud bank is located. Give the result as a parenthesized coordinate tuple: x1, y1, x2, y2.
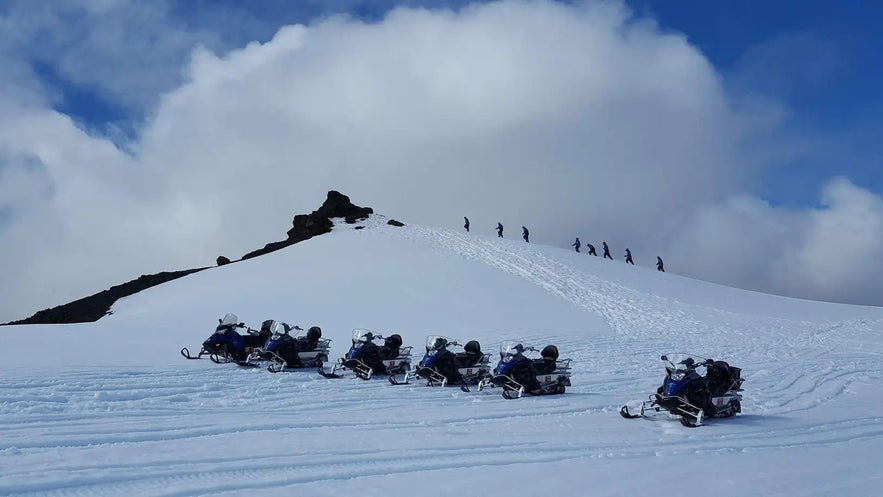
(1, 0, 882, 321)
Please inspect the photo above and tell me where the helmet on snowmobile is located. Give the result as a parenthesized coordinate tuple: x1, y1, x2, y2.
(500, 341, 524, 362)
(425, 335, 450, 355)
(352, 329, 375, 345)
(307, 326, 322, 341)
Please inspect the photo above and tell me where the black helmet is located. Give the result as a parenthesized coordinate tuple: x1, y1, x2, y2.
(541, 345, 559, 361)
(385, 334, 403, 349)
(307, 326, 322, 341)
(464, 340, 482, 355)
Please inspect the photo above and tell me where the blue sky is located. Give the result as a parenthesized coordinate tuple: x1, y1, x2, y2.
(635, 0, 883, 206)
(3, 0, 883, 319)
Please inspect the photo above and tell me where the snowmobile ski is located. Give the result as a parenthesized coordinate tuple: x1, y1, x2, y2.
(317, 366, 344, 379)
(180, 347, 202, 360)
(388, 373, 410, 385)
(209, 353, 231, 364)
(619, 405, 642, 419)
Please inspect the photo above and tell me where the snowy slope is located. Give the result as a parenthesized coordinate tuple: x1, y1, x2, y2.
(2, 216, 882, 497)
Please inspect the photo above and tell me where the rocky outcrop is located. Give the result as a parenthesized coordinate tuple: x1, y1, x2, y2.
(241, 191, 373, 260)
(216, 256, 231, 266)
(387, 219, 405, 227)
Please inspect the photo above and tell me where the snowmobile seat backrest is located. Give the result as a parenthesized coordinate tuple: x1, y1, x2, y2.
(307, 326, 322, 341)
(261, 320, 274, 333)
(707, 361, 731, 381)
(464, 340, 481, 356)
(380, 334, 403, 360)
(541, 345, 559, 361)
(456, 341, 483, 367)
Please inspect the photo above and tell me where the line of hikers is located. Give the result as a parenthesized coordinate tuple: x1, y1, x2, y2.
(463, 217, 664, 272)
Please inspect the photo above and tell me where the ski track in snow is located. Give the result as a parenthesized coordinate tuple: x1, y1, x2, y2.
(2, 220, 883, 496)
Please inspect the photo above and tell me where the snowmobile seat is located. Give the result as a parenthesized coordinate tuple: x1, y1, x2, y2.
(380, 334, 403, 360)
(531, 345, 559, 374)
(295, 326, 322, 351)
(706, 360, 743, 392)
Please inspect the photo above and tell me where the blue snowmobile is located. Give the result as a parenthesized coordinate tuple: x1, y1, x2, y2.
(477, 341, 572, 399)
(389, 335, 490, 390)
(620, 354, 744, 427)
(319, 329, 412, 380)
(180, 313, 270, 365)
(245, 321, 332, 373)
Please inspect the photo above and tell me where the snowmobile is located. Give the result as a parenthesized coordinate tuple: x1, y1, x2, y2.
(476, 341, 572, 399)
(246, 321, 332, 373)
(180, 313, 270, 364)
(389, 335, 490, 390)
(619, 353, 744, 427)
(319, 329, 412, 380)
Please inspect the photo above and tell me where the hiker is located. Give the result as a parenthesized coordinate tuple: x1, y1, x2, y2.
(464, 216, 470, 233)
(496, 222, 504, 238)
(656, 256, 665, 272)
(624, 248, 634, 265)
(587, 243, 597, 256)
(572, 237, 581, 253)
(602, 242, 612, 260)
(522, 226, 530, 243)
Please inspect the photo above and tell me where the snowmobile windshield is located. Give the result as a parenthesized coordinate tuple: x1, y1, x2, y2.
(215, 313, 240, 333)
(220, 313, 238, 326)
(270, 321, 290, 340)
(500, 341, 525, 362)
(352, 329, 376, 345)
(662, 353, 708, 379)
(424, 335, 451, 355)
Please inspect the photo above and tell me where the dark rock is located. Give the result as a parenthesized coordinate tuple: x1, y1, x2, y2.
(387, 219, 405, 227)
(354, 226, 365, 230)
(5, 268, 207, 325)
(243, 191, 373, 260)
(216, 256, 231, 266)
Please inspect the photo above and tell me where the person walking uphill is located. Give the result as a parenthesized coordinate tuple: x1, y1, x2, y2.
(464, 217, 470, 233)
(656, 256, 665, 272)
(624, 248, 634, 265)
(587, 243, 597, 256)
(572, 237, 581, 253)
(522, 226, 530, 243)
(496, 222, 504, 238)
(602, 242, 612, 260)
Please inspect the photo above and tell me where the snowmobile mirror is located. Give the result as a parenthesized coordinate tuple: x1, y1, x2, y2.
(660, 355, 667, 361)
(218, 318, 223, 324)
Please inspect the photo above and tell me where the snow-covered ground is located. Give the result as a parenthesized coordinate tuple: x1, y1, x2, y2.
(2, 216, 882, 496)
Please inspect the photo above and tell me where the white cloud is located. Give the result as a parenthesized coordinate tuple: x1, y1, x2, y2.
(1, 0, 881, 321)
(665, 178, 883, 306)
